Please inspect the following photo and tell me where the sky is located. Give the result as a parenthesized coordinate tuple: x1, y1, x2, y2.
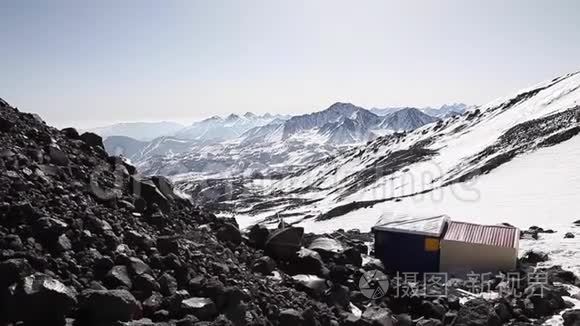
(1, 0, 579, 129)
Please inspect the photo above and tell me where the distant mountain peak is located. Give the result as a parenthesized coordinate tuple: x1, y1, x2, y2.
(202, 115, 223, 123)
(244, 112, 257, 119)
(225, 114, 241, 121)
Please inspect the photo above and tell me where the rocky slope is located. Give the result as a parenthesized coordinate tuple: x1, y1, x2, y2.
(0, 100, 345, 325)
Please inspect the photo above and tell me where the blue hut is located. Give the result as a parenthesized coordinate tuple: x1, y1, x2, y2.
(372, 215, 449, 273)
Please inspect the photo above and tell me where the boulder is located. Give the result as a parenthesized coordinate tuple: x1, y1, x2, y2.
(0, 258, 33, 288)
(48, 145, 69, 166)
(265, 226, 304, 259)
(292, 274, 330, 299)
(157, 236, 180, 255)
(524, 284, 567, 318)
(342, 247, 363, 267)
(80, 132, 104, 149)
(362, 306, 394, 326)
(33, 216, 68, 242)
(151, 176, 179, 201)
(78, 289, 142, 323)
(563, 310, 580, 326)
(61, 127, 80, 139)
(248, 224, 270, 249)
(130, 176, 171, 212)
(142, 292, 164, 317)
(565, 232, 575, 239)
(105, 265, 133, 289)
(393, 314, 413, 326)
(252, 256, 277, 275)
(216, 223, 242, 246)
(309, 237, 344, 259)
(279, 309, 304, 326)
(134, 274, 161, 296)
(455, 299, 501, 326)
(417, 319, 442, 326)
(0, 234, 23, 250)
(289, 248, 325, 276)
(0, 116, 12, 132)
(180, 297, 217, 321)
(421, 300, 446, 320)
(323, 284, 350, 310)
(128, 257, 152, 276)
(2, 273, 77, 323)
(159, 273, 178, 296)
(520, 250, 549, 265)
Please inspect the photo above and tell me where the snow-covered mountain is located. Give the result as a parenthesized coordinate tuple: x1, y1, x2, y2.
(88, 121, 184, 141)
(422, 103, 474, 118)
(104, 104, 439, 185)
(174, 113, 286, 142)
(372, 103, 474, 119)
(221, 71, 580, 234)
(377, 108, 439, 131)
(243, 103, 438, 146)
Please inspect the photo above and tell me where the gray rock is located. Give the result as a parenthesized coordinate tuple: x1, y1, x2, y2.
(80, 132, 104, 149)
(455, 299, 501, 326)
(0, 258, 32, 288)
(362, 306, 393, 326)
(252, 256, 276, 275)
(79, 289, 142, 322)
(265, 227, 304, 259)
(3, 273, 77, 323)
(180, 297, 217, 321)
(105, 265, 133, 289)
(563, 309, 580, 326)
(48, 145, 69, 166)
(216, 223, 242, 246)
(279, 309, 304, 326)
(159, 273, 178, 296)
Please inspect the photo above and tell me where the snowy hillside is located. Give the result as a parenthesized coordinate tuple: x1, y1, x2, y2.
(230, 71, 580, 234)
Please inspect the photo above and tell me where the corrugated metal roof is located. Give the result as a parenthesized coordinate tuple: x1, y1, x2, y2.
(373, 215, 449, 237)
(443, 221, 519, 248)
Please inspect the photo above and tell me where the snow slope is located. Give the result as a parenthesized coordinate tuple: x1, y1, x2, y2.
(232, 71, 580, 235)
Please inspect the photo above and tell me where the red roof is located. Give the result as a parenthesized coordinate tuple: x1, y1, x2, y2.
(443, 221, 519, 248)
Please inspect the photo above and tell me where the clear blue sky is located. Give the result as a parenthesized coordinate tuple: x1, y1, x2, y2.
(1, 0, 579, 128)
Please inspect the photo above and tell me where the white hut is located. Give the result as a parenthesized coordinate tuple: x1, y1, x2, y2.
(440, 221, 519, 276)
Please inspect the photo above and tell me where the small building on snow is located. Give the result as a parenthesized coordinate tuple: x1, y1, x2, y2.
(440, 221, 519, 276)
(372, 215, 519, 275)
(372, 215, 449, 273)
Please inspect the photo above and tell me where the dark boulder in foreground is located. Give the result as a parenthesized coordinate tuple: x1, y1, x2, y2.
(563, 310, 580, 326)
(1, 273, 77, 324)
(78, 289, 142, 323)
(455, 299, 501, 326)
(181, 297, 217, 320)
(265, 226, 304, 259)
(216, 223, 242, 246)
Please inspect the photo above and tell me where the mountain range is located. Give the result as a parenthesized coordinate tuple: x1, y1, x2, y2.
(371, 103, 473, 118)
(218, 71, 580, 234)
(102, 104, 442, 180)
